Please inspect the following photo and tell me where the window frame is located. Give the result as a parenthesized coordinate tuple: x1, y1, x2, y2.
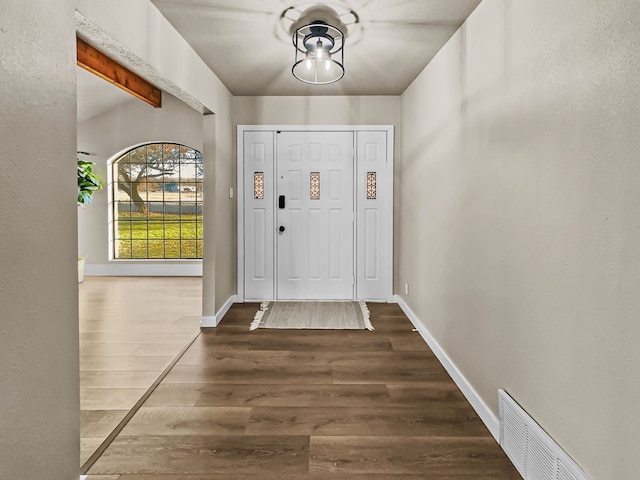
(109, 142, 203, 261)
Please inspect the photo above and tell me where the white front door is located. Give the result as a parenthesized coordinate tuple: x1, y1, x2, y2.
(240, 126, 393, 303)
(276, 131, 354, 300)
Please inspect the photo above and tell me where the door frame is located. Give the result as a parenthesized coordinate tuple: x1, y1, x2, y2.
(237, 125, 394, 302)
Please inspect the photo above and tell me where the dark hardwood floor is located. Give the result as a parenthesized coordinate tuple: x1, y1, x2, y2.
(86, 302, 520, 479)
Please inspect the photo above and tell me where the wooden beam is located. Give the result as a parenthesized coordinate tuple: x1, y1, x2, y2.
(76, 37, 162, 108)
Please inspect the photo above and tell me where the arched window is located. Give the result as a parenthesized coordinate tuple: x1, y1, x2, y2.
(112, 143, 203, 259)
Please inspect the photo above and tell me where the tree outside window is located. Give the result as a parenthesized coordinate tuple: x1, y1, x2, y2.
(113, 143, 203, 259)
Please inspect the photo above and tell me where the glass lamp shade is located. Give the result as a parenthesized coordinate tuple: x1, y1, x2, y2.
(292, 21, 344, 85)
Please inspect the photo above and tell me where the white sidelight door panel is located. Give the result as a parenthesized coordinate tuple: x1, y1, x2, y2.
(243, 131, 275, 300)
(356, 131, 392, 300)
(276, 131, 354, 300)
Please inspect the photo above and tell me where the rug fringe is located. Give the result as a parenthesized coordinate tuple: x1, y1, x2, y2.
(249, 301, 270, 331)
(359, 301, 374, 331)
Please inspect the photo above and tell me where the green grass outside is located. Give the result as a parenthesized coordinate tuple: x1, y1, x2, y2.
(115, 212, 203, 259)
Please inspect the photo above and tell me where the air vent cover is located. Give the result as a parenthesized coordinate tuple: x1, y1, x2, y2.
(498, 389, 589, 480)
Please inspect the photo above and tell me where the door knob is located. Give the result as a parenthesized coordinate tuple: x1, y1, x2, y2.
(279, 226, 285, 232)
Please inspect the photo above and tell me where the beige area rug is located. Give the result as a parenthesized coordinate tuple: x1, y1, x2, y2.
(250, 301, 374, 331)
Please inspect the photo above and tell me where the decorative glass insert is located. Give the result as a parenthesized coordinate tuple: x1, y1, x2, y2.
(254, 172, 264, 200)
(367, 171, 377, 199)
(310, 172, 320, 200)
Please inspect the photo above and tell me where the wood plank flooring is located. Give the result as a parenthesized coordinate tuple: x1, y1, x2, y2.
(79, 277, 202, 466)
(85, 301, 520, 479)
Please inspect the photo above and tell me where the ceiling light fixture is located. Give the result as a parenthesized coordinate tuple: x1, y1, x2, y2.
(291, 6, 346, 85)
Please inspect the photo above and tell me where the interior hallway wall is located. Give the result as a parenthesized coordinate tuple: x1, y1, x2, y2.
(233, 95, 401, 127)
(0, 1, 79, 479)
(399, 1, 640, 479)
(209, 101, 235, 314)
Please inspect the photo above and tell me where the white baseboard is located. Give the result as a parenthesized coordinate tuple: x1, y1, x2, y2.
(393, 294, 500, 442)
(201, 316, 217, 327)
(85, 263, 202, 276)
(216, 295, 237, 324)
(201, 295, 237, 328)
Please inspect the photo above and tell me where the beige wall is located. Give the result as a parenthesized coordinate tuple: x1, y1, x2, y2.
(0, 1, 79, 479)
(233, 96, 401, 126)
(210, 103, 235, 314)
(77, 92, 204, 267)
(399, 1, 640, 479)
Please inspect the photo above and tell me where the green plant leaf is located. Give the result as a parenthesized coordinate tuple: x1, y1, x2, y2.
(78, 156, 103, 205)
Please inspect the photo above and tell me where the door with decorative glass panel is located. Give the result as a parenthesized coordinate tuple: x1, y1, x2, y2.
(241, 127, 392, 302)
(276, 131, 354, 300)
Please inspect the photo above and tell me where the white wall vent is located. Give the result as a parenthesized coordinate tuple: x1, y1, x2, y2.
(498, 389, 590, 480)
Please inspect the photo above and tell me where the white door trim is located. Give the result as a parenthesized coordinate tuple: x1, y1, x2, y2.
(237, 125, 394, 302)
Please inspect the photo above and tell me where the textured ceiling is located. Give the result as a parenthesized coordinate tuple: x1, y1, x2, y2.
(77, 0, 482, 121)
(149, 0, 482, 96)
